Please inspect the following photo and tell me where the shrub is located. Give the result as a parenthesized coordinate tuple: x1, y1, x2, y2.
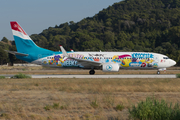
(0, 113, 9, 119)
(0, 76, 5, 79)
(129, 97, 180, 120)
(60, 106, 64, 110)
(90, 99, 98, 109)
(176, 74, 180, 78)
(115, 103, 124, 111)
(44, 105, 51, 111)
(13, 73, 31, 79)
(52, 103, 59, 109)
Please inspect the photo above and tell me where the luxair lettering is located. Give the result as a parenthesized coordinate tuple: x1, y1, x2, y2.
(132, 53, 153, 58)
(63, 60, 78, 66)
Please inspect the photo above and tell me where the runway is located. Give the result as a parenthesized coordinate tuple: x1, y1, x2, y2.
(2, 74, 177, 78)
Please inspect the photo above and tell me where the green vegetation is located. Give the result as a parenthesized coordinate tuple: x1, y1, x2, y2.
(60, 105, 67, 110)
(176, 74, 180, 78)
(129, 97, 180, 120)
(90, 99, 98, 109)
(52, 103, 59, 109)
(44, 105, 51, 111)
(44, 103, 66, 110)
(0, 76, 5, 79)
(1, 0, 180, 65)
(115, 103, 124, 111)
(13, 73, 31, 79)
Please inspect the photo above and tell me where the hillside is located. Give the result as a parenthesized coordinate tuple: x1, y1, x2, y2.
(2, 0, 180, 65)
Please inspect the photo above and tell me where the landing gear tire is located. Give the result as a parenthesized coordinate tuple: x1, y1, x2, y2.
(89, 70, 95, 75)
(157, 71, 160, 75)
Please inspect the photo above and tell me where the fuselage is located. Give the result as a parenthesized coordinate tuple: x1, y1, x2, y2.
(22, 51, 176, 70)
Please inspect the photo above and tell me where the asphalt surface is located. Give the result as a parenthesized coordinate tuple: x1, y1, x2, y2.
(2, 74, 177, 78)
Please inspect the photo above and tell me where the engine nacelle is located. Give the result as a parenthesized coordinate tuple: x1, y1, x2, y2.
(102, 63, 120, 72)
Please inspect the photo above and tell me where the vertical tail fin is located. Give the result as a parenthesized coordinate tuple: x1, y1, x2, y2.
(10, 21, 43, 54)
(10, 21, 37, 53)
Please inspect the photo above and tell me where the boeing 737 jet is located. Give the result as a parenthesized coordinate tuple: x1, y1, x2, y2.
(6, 21, 176, 75)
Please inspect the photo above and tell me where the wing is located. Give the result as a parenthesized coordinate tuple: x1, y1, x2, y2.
(60, 46, 101, 66)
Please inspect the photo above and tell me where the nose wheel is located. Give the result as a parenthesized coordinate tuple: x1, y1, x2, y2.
(157, 71, 160, 75)
(89, 69, 95, 75)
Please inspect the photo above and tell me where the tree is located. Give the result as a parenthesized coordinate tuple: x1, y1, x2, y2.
(1, 37, 8, 43)
(0, 48, 8, 65)
(8, 45, 17, 66)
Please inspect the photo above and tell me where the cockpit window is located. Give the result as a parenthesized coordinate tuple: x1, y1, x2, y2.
(163, 57, 169, 59)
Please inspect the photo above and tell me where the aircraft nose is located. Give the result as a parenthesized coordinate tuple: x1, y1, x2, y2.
(170, 59, 176, 66)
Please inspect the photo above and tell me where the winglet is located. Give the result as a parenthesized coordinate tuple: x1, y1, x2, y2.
(60, 46, 69, 57)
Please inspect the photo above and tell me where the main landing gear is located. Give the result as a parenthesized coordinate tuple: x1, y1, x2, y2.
(89, 69, 95, 75)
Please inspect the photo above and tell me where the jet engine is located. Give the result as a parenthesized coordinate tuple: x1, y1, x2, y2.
(102, 63, 120, 72)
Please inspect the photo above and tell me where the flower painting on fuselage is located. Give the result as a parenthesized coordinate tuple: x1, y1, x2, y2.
(41, 53, 158, 68)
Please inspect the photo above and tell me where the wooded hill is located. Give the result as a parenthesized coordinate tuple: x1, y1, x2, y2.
(1, 0, 180, 65)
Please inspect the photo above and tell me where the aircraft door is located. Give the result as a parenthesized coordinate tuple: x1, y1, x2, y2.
(154, 55, 159, 63)
(153, 55, 160, 68)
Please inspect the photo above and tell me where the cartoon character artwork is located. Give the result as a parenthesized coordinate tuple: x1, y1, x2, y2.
(87, 57, 94, 61)
(42, 59, 48, 65)
(141, 62, 146, 67)
(146, 58, 154, 64)
(119, 54, 131, 59)
(153, 63, 158, 68)
(94, 57, 100, 62)
(121, 58, 132, 67)
(132, 58, 138, 62)
(116, 53, 158, 68)
(54, 55, 64, 63)
(105, 58, 109, 63)
(112, 55, 121, 63)
(112, 54, 132, 67)
(116, 54, 132, 67)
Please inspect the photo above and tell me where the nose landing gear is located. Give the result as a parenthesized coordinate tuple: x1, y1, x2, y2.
(89, 69, 95, 75)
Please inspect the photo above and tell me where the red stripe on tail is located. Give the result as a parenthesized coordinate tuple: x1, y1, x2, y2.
(10, 21, 27, 35)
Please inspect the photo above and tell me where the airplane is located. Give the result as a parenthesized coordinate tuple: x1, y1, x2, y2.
(6, 21, 176, 75)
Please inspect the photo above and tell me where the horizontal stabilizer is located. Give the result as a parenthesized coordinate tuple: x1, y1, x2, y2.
(5, 50, 29, 56)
